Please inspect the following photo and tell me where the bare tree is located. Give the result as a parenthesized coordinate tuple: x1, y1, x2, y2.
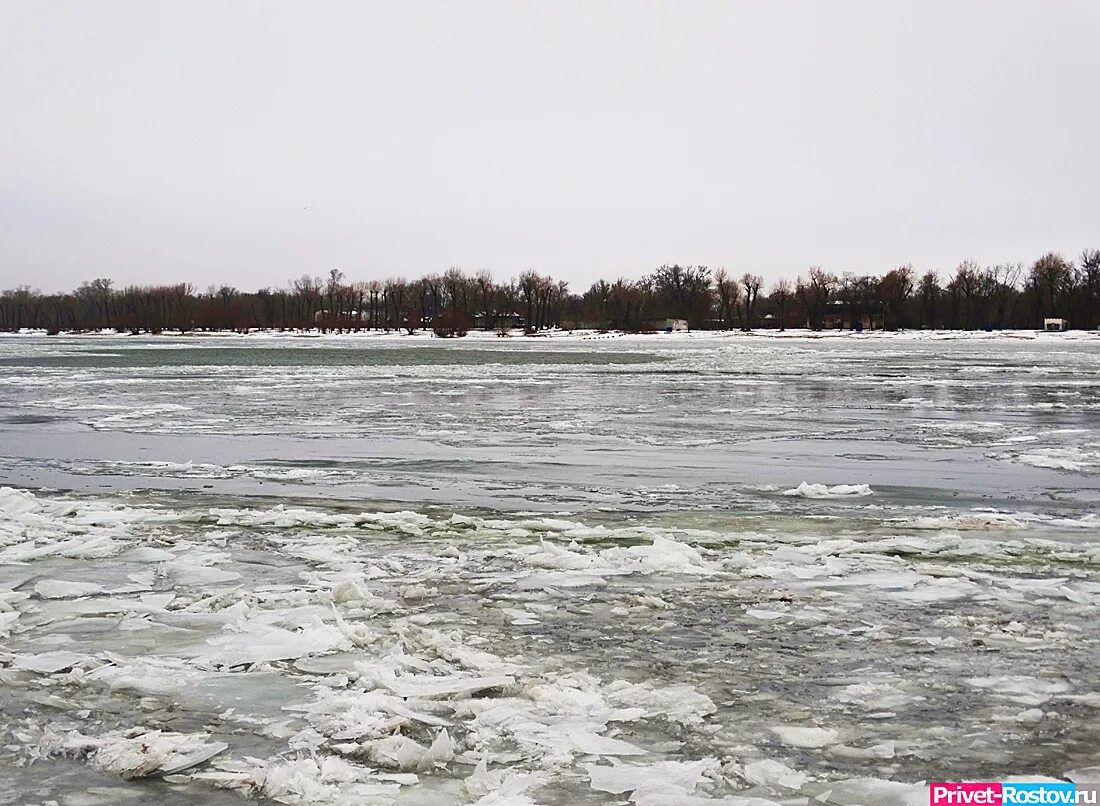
(796, 268, 836, 330)
(947, 260, 981, 329)
(739, 273, 763, 330)
(987, 263, 1021, 328)
(650, 264, 713, 326)
(583, 279, 612, 329)
(917, 271, 940, 329)
(880, 264, 914, 331)
(1029, 252, 1071, 321)
(384, 279, 408, 330)
(76, 278, 114, 330)
(1079, 249, 1100, 328)
(475, 270, 496, 330)
(7, 247, 1098, 335)
(770, 278, 793, 331)
(713, 268, 739, 329)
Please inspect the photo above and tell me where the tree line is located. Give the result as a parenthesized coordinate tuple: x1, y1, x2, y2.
(2, 250, 1098, 334)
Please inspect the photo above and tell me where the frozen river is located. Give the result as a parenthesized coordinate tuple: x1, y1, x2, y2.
(1, 332, 1099, 805)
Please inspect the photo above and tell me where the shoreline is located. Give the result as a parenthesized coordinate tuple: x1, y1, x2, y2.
(1, 327, 1098, 342)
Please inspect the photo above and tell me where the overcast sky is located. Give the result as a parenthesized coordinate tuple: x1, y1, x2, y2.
(2, 1, 1097, 293)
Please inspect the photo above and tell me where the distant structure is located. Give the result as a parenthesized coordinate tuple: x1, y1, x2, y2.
(664, 318, 689, 332)
(1044, 318, 1068, 332)
(473, 312, 524, 330)
(313, 308, 367, 323)
(821, 302, 884, 331)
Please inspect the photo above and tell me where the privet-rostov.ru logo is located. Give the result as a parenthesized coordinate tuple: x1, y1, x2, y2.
(930, 782, 1096, 805)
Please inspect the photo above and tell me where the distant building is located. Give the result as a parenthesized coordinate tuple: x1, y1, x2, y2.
(664, 318, 689, 332)
(821, 302, 883, 331)
(473, 311, 525, 330)
(1044, 318, 1068, 332)
(313, 308, 368, 323)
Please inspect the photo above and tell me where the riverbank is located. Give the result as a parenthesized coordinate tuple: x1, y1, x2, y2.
(2, 327, 1099, 342)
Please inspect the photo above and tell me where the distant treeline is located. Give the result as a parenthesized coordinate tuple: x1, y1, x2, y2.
(2, 251, 1099, 334)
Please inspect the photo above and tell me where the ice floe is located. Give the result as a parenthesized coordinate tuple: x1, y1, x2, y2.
(35, 726, 227, 779)
(769, 725, 840, 748)
(782, 482, 874, 498)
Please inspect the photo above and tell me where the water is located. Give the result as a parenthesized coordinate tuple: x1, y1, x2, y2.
(1, 331, 1098, 805)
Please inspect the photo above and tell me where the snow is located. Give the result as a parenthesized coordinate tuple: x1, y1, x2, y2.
(8, 326, 1100, 342)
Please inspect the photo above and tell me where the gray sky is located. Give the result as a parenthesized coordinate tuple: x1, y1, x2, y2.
(2, 1, 1098, 293)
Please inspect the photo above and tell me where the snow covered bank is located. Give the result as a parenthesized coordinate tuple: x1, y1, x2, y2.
(3, 326, 1100, 342)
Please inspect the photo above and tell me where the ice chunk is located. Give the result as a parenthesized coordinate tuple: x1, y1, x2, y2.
(745, 608, 787, 621)
(966, 675, 1071, 706)
(12, 651, 88, 674)
(603, 535, 716, 575)
(603, 680, 717, 725)
(742, 759, 807, 789)
(829, 741, 896, 760)
(364, 734, 430, 770)
(525, 539, 606, 570)
(376, 670, 515, 699)
(331, 579, 385, 606)
(41, 727, 227, 779)
(516, 571, 611, 591)
(119, 546, 176, 562)
(33, 579, 106, 599)
(467, 760, 547, 805)
(782, 482, 873, 498)
(567, 730, 647, 756)
(93, 732, 225, 778)
(807, 778, 926, 806)
(292, 685, 454, 742)
(202, 617, 352, 667)
(828, 682, 925, 711)
(416, 729, 454, 771)
(225, 754, 404, 803)
(86, 657, 212, 697)
(520, 534, 715, 579)
(587, 758, 716, 798)
(156, 740, 232, 775)
(769, 725, 839, 748)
